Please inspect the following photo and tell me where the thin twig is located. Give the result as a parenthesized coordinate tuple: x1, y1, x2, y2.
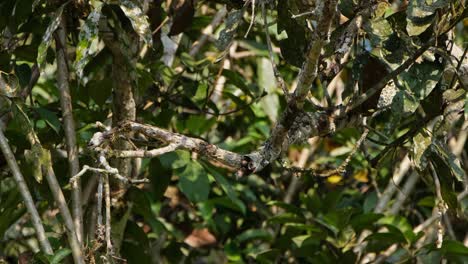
(244, 0, 256, 38)
(43, 153, 85, 264)
(70, 163, 149, 185)
(316, 127, 369, 177)
(429, 162, 446, 249)
(261, 2, 289, 98)
(112, 143, 179, 158)
(104, 172, 113, 255)
(291, 10, 316, 19)
(97, 173, 104, 228)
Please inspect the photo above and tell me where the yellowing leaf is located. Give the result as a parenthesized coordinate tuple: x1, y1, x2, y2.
(353, 170, 369, 183)
(327, 175, 343, 184)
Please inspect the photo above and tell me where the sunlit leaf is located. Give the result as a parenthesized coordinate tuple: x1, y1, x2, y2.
(75, 1, 103, 80)
(217, 9, 243, 51)
(406, 0, 448, 36)
(257, 58, 279, 122)
(119, 0, 153, 46)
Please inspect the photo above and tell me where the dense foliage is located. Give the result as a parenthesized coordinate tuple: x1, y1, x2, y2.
(0, 0, 467, 263)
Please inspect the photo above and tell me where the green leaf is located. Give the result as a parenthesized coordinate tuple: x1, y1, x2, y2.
(441, 240, 468, 255)
(159, 150, 190, 169)
(236, 229, 272, 243)
(400, 61, 443, 101)
(203, 163, 246, 214)
(365, 232, 406, 252)
(35, 107, 61, 135)
(193, 83, 208, 108)
(149, 158, 171, 201)
(257, 58, 279, 122)
(14, 63, 32, 88)
(350, 213, 383, 233)
(292, 235, 321, 248)
(431, 140, 465, 182)
(119, 0, 153, 46)
(391, 89, 419, 117)
(268, 213, 305, 224)
(252, 249, 281, 263)
(49, 248, 72, 264)
(217, 9, 243, 51)
(406, 0, 448, 36)
(316, 208, 354, 236)
(364, 17, 393, 48)
(377, 215, 415, 242)
(411, 130, 433, 170)
(75, 1, 103, 80)
(222, 69, 253, 97)
(267, 201, 304, 218)
(37, 2, 67, 70)
(177, 160, 210, 203)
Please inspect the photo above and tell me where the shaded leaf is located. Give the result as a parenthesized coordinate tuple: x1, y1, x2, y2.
(177, 160, 210, 203)
(49, 248, 72, 264)
(35, 107, 61, 135)
(203, 163, 246, 214)
(431, 140, 465, 182)
(236, 229, 272, 243)
(257, 58, 278, 122)
(277, 0, 307, 67)
(365, 232, 406, 252)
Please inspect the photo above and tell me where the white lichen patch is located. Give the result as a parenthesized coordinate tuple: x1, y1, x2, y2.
(377, 82, 397, 108)
(37, 4, 66, 69)
(120, 0, 152, 46)
(75, 5, 103, 80)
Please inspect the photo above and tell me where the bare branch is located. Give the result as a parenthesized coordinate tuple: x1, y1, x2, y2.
(0, 125, 53, 255)
(70, 158, 149, 186)
(104, 172, 113, 256)
(389, 171, 420, 215)
(374, 155, 412, 213)
(244, 0, 256, 38)
(55, 16, 83, 244)
(111, 143, 179, 158)
(97, 173, 104, 228)
(43, 152, 85, 264)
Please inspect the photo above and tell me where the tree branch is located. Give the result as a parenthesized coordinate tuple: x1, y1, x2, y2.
(0, 124, 53, 255)
(55, 15, 83, 245)
(42, 155, 85, 264)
